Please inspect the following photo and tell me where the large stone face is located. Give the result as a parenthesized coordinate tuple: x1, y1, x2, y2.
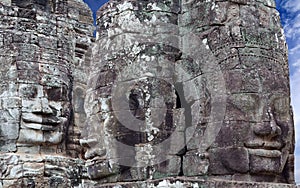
(0, 0, 93, 186)
(0, 0, 93, 155)
(0, 0, 296, 187)
(84, 0, 295, 185)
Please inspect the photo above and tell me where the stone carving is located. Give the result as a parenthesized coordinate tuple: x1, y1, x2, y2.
(0, 0, 297, 187)
(84, 0, 295, 185)
(17, 79, 70, 151)
(0, 0, 93, 186)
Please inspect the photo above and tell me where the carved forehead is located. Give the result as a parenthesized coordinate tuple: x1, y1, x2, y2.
(221, 55, 289, 94)
(16, 61, 72, 87)
(228, 92, 290, 106)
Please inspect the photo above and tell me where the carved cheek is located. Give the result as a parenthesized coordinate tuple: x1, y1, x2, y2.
(273, 97, 291, 120)
(272, 97, 293, 138)
(59, 102, 71, 118)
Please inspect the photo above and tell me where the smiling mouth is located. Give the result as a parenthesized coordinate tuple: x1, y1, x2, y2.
(21, 113, 62, 131)
(245, 141, 283, 158)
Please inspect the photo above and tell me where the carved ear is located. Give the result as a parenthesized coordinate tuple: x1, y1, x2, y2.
(282, 154, 295, 184)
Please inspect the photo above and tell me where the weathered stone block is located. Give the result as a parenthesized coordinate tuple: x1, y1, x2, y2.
(1, 0, 11, 6)
(0, 121, 19, 139)
(183, 151, 209, 176)
(152, 156, 181, 179)
(23, 162, 44, 177)
(85, 159, 120, 182)
(209, 147, 249, 175)
(212, 121, 251, 148)
(0, 139, 17, 152)
(17, 145, 40, 154)
(249, 154, 281, 174)
(18, 128, 44, 144)
(0, 109, 20, 122)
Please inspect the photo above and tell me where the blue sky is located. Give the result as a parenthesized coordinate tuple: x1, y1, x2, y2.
(83, 0, 299, 184)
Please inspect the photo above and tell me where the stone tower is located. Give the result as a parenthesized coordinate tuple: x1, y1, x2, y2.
(84, 0, 296, 186)
(0, 0, 93, 186)
(0, 0, 297, 187)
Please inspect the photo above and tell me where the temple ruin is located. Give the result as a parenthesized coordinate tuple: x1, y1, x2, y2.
(0, 0, 297, 187)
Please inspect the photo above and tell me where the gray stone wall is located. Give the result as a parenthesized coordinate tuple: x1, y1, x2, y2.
(0, 0, 93, 187)
(0, 0, 297, 187)
(0, 0, 93, 155)
(84, 0, 295, 185)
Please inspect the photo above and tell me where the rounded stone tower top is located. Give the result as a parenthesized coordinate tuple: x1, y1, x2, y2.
(5, 0, 93, 24)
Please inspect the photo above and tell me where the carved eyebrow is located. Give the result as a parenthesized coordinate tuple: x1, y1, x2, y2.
(19, 85, 38, 96)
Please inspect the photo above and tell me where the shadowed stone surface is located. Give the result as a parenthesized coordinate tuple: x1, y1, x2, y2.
(0, 0, 297, 187)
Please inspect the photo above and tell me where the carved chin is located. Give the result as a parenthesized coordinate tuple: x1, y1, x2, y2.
(209, 147, 286, 176)
(249, 153, 281, 174)
(18, 129, 63, 145)
(22, 113, 62, 125)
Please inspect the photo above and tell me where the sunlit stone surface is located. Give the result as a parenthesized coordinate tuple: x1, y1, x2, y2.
(0, 0, 297, 187)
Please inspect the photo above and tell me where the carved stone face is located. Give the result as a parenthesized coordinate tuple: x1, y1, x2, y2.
(18, 85, 69, 142)
(16, 64, 72, 153)
(209, 57, 294, 182)
(244, 94, 292, 174)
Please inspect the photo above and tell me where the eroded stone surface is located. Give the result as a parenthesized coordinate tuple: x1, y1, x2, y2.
(0, 0, 93, 187)
(84, 0, 295, 185)
(0, 0, 296, 187)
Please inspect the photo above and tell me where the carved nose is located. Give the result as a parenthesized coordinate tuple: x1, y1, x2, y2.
(41, 98, 53, 114)
(253, 107, 282, 138)
(32, 98, 53, 114)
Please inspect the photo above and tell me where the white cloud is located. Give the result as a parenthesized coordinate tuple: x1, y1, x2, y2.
(283, 15, 300, 40)
(281, 1, 300, 13)
(293, 59, 300, 68)
(294, 16, 300, 28)
(290, 44, 300, 56)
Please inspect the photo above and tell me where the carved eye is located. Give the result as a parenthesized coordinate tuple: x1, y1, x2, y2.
(19, 85, 38, 98)
(231, 94, 259, 112)
(44, 86, 69, 101)
(45, 87, 62, 101)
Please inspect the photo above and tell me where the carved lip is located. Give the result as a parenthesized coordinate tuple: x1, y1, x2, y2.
(245, 140, 282, 158)
(22, 113, 62, 125)
(245, 140, 282, 149)
(247, 149, 281, 158)
(21, 123, 59, 131)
